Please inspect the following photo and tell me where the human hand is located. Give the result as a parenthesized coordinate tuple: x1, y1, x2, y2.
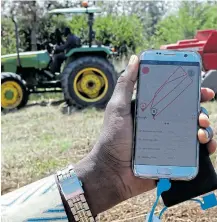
(75, 55, 216, 216)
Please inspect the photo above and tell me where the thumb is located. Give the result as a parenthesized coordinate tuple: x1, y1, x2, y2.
(108, 55, 139, 113)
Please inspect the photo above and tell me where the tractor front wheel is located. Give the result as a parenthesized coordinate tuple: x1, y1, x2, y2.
(61, 56, 117, 108)
(1, 72, 29, 111)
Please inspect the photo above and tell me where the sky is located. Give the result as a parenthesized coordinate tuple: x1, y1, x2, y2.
(2, 0, 179, 15)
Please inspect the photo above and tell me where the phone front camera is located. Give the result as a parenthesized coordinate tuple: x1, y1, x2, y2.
(184, 54, 188, 57)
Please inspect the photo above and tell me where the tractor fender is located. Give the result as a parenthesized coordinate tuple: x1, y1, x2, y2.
(65, 46, 112, 58)
(201, 70, 217, 94)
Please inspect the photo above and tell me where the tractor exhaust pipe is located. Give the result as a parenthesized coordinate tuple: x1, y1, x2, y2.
(88, 13, 94, 47)
(12, 16, 21, 67)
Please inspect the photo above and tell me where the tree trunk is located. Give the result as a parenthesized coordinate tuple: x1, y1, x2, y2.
(31, 1, 37, 51)
(31, 27, 37, 51)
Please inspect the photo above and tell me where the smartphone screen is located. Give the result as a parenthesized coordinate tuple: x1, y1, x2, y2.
(134, 56, 201, 174)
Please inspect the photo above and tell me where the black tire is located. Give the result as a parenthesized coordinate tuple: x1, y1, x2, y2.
(61, 56, 117, 108)
(1, 72, 29, 110)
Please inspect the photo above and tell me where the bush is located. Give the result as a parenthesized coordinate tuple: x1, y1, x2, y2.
(1, 18, 17, 55)
(68, 14, 147, 54)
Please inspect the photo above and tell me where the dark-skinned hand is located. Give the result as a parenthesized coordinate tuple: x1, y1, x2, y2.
(75, 55, 216, 216)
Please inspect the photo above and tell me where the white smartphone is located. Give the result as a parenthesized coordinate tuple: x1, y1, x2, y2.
(132, 50, 202, 180)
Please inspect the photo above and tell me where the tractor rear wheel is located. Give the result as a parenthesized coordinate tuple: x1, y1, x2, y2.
(61, 56, 117, 108)
(1, 72, 29, 111)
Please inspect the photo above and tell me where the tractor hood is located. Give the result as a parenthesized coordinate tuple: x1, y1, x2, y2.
(48, 7, 101, 14)
(1, 51, 51, 73)
(66, 45, 113, 57)
(1, 51, 48, 59)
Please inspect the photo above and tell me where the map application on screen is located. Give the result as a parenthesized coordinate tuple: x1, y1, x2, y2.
(134, 61, 200, 167)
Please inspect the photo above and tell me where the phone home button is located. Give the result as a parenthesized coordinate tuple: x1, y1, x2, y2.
(157, 168, 171, 175)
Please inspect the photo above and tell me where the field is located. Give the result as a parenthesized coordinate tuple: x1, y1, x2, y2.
(1, 99, 217, 221)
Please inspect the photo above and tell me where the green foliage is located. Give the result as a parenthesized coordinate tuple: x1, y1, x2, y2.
(152, 1, 217, 48)
(95, 15, 145, 49)
(1, 18, 16, 55)
(39, 15, 68, 34)
(37, 15, 68, 42)
(68, 14, 146, 53)
(68, 15, 88, 43)
(1, 0, 216, 55)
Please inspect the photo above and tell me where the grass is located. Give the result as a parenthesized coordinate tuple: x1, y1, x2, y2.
(1, 100, 217, 221)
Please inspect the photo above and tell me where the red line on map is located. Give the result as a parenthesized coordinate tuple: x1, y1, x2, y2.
(144, 67, 182, 111)
(155, 77, 193, 118)
(140, 66, 193, 119)
(166, 74, 187, 84)
(150, 66, 186, 109)
(152, 75, 188, 108)
(155, 66, 182, 96)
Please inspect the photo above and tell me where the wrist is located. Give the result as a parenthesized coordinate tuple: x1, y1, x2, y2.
(74, 153, 125, 216)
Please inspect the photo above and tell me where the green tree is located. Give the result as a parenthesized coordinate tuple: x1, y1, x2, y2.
(11, 0, 41, 51)
(1, 17, 16, 55)
(96, 1, 170, 42)
(1, 0, 171, 55)
(94, 15, 146, 53)
(1, 0, 75, 52)
(68, 15, 88, 44)
(67, 13, 146, 54)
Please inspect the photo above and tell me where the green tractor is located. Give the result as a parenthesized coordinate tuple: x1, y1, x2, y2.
(1, 4, 117, 111)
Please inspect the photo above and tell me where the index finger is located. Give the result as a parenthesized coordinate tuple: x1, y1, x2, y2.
(200, 88, 215, 103)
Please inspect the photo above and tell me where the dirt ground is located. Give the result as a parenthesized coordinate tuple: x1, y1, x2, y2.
(1, 101, 217, 221)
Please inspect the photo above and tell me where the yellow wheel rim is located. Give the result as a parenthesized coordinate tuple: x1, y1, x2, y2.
(1, 81, 23, 109)
(73, 68, 108, 103)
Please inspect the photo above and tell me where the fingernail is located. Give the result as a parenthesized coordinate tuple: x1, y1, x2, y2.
(203, 129, 209, 140)
(129, 55, 137, 65)
(201, 113, 209, 122)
